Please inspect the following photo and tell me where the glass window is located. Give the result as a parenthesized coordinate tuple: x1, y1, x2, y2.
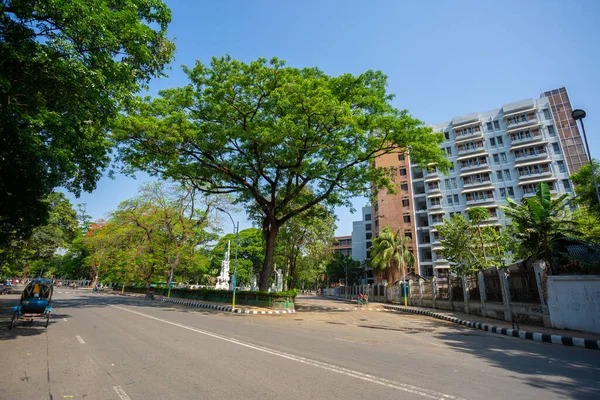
(490, 137, 496, 146)
(402, 199, 409, 207)
(403, 215, 411, 223)
(365, 214, 371, 221)
(449, 162, 454, 172)
(557, 160, 566, 173)
(454, 194, 459, 204)
(500, 188, 506, 197)
(503, 169, 511, 180)
(543, 109, 551, 119)
(548, 125, 556, 136)
(447, 195, 453, 206)
(451, 178, 457, 188)
(501, 153, 507, 163)
(496, 171, 504, 181)
(494, 120, 500, 130)
(553, 143, 561, 154)
(401, 183, 408, 191)
(365, 224, 372, 231)
(445, 179, 450, 189)
(497, 136, 503, 145)
(486, 122, 493, 131)
(444, 132, 450, 140)
(507, 187, 514, 197)
(563, 179, 571, 190)
(446, 147, 452, 156)
(493, 154, 500, 164)
(399, 168, 407, 176)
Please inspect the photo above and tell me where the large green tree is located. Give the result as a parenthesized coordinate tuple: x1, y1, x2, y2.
(0, 0, 174, 245)
(501, 182, 579, 263)
(210, 228, 265, 286)
(570, 159, 600, 216)
(115, 56, 448, 290)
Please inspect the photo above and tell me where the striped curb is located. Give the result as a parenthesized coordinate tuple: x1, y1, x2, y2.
(383, 305, 600, 351)
(297, 306, 388, 312)
(158, 297, 296, 315)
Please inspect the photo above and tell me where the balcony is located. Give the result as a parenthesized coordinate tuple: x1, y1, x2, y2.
(457, 143, 487, 157)
(424, 175, 441, 183)
(506, 115, 540, 132)
(427, 185, 441, 193)
(514, 148, 549, 162)
(465, 194, 496, 205)
(460, 161, 489, 172)
(431, 220, 445, 227)
(518, 168, 553, 181)
(460, 168, 492, 178)
(463, 177, 493, 188)
(510, 130, 546, 148)
(428, 202, 443, 210)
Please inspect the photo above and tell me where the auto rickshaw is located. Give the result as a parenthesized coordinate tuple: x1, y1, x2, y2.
(9, 278, 53, 329)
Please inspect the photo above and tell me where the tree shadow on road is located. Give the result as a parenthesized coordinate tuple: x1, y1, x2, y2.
(434, 328, 600, 399)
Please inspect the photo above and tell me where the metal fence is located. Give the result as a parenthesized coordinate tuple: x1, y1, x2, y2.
(508, 269, 540, 304)
(467, 275, 480, 301)
(483, 269, 503, 302)
(422, 281, 433, 299)
(436, 284, 449, 300)
(451, 278, 463, 301)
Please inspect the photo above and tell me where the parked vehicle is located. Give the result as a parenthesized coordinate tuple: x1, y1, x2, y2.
(0, 283, 10, 295)
(9, 279, 53, 329)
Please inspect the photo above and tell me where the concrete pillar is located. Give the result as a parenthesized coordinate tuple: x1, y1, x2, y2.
(533, 261, 551, 327)
(418, 279, 424, 307)
(432, 277, 437, 309)
(448, 277, 454, 310)
(478, 271, 487, 318)
(462, 275, 470, 314)
(408, 280, 413, 306)
(498, 268, 512, 322)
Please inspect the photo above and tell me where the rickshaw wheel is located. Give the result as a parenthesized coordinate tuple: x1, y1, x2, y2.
(9, 311, 17, 330)
(45, 315, 50, 328)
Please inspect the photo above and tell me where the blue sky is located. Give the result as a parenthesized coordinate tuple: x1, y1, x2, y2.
(66, 0, 600, 236)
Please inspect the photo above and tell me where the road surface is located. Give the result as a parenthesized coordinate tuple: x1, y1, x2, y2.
(1, 290, 599, 399)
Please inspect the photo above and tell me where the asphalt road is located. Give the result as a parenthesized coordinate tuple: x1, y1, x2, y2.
(1, 290, 599, 400)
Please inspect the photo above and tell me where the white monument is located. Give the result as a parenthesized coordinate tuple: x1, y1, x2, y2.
(275, 268, 283, 292)
(215, 242, 231, 290)
(250, 274, 258, 291)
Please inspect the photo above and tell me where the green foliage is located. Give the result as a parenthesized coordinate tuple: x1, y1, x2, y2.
(210, 228, 265, 285)
(324, 254, 364, 286)
(570, 159, 600, 216)
(115, 55, 449, 290)
(573, 207, 600, 245)
(370, 226, 415, 283)
(0, 0, 175, 245)
(501, 182, 579, 262)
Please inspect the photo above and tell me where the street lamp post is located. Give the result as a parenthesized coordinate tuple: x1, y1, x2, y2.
(378, 215, 408, 307)
(217, 208, 239, 308)
(572, 109, 600, 205)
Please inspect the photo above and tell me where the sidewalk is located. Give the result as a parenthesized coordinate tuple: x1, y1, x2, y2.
(325, 295, 600, 350)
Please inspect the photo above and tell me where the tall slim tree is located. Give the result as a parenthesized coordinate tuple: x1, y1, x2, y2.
(115, 56, 449, 290)
(0, 0, 175, 245)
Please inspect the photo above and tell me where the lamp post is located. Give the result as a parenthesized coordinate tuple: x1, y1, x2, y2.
(217, 208, 239, 308)
(572, 109, 600, 205)
(378, 215, 408, 307)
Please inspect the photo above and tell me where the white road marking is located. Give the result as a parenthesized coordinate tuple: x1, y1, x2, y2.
(110, 305, 464, 400)
(63, 318, 67, 322)
(335, 337, 373, 346)
(113, 386, 131, 400)
(76, 335, 85, 344)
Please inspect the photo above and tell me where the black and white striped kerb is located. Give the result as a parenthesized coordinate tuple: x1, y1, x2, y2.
(382, 305, 600, 351)
(158, 297, 296, 314)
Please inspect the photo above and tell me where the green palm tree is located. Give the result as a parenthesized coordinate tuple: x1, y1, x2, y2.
(370, 226, 415, 284)
(501, 182, 579, 262)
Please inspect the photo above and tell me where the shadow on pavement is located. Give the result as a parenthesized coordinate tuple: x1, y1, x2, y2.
(434, 329, 600, 399)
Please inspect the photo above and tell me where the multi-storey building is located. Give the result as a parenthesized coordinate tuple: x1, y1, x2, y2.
(351, 206, 373, 263)
(372, 87, 584, 283)
(333, 236, 352, 257)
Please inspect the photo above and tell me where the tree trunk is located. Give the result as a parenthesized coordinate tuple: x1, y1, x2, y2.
(259, 217, 280, 291)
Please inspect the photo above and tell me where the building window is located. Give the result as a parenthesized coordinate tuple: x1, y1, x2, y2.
(401, 183, 409, 191)
(500, 188, 506, 197)
(496, 170, 504, 181)
(543, 109, 551, 120)
(365, 214, 371, 221)
(402, 199, 410, 207)
(405, 232, 412, 239)
(454, 194, 459, 204)
(366, 232, 372, 240)
(374, 219, 379, 227)
(398, 153, 405, 161)
(446, 147, 452, 156)
(557, 160, 566, 173)
(451, 178, 457, 188)
(490, 137, 496, 146)
(503, 169, 511, 180)
(403, 215, 411, 223)
(399, 168, 407, 176)
(548, 125, 556, 136)
(445, 179, 450, 189)
(552, 143, 561, 154)
(449, 162, 455, 172)
(507, 187, 514, 197)
(447, 195, 453, 206)
(501, 153, 507, 163)
(497, 136, 503, 145)
(486, 122, 493, 131)
(563, 179, 571, 190)
(444, 131, 450, 140)
(494, 120, 500, 130)
(493, 154, 500, 164)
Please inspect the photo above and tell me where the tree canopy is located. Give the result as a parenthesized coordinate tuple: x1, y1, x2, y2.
(0, 0, 175, 245)
(370, 226, 415, 283)
(115, 55, 448, 289)
(570, 159, 600, 216)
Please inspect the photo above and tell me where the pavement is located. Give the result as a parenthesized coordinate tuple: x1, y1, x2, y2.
(1, 290, 599, 399)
